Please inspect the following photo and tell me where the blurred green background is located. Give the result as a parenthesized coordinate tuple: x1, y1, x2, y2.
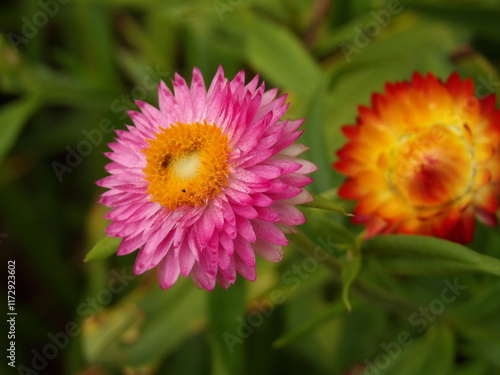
(1, 0, 500, 374)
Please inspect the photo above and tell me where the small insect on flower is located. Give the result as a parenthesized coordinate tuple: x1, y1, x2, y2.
(98, 66, 317, 290)
(334, 72, 500, 244)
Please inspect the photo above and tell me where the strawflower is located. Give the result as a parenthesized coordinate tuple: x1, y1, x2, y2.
(98, 67, 316, 290)
(334, 72, 500, 243)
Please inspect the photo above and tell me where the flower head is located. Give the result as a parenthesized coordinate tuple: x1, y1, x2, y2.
(334, 72, 500, 243)
(98, 67, 316, 290)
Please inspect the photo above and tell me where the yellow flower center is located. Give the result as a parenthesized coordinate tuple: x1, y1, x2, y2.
(143, 122, 231, 210)
(388, 124, 475, 209)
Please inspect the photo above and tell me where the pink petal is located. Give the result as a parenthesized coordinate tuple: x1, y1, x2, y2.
(283, 189, 313, 205)
(234, 253, 256, 281)
(225, 187, 254, 205)
(191, 262, 216, 290)
(274, 154, 317, 174)
(272, 202, 306, 225)
(220, 230, 235, 258)
(255, 206, 280, 222)
(178, 239, 196, 277)
(234, 236, 256, 268)
(259, 159, 302, 175)
(247, 164, 283, 180)
(218, 246, 231, 271)
(235, 215, 257, 242)
(216, 273, 233, 289)
(252, 220, 288, 246)
(117, 234, 143, 256)
(280, 173, 314, 188)
(253, 238, 283, 263)
(195, 211, 215, 249)
(135, 100, 166, 130)
(190, 67, 207, 118)
(217, 257, 236, 284)
(266, 185, 302, 200)
(157, 250, 180, 290)
(250, 193, 274, 207)
(231, 203, 258, 219)
(198, 232, 219, 278)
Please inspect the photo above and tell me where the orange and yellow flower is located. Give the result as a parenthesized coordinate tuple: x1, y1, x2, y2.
(334, 72, 500, 243)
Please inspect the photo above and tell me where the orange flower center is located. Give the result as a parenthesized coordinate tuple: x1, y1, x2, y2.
(143, 122, 231, 210)
(388, 125, 475, 209)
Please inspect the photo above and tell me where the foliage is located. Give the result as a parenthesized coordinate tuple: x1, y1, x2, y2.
(1, 0, 500, 374)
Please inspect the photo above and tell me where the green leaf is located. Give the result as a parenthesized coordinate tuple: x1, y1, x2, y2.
(364, 235, 500, 277)
(83, 278, 208, 369)
(299, 81, 335, 194)
(313, 13, 374, 57)
(82, 303, 144, 365)
(458, 325, 500, 368)
(407, 3, 500, 43)
(340, 250, 362, 311)
(367, 257, 500, 276)
(292, 230, 420, 315)
(242, 15, 322, 99)
(453, 361, 489, 375)
(298, 213, 356, 261)
(208, 280, 247, 375)
(124, 282, 207, 367)
(301, 193, 353, 216)
(71, 2, 117, 84)
(379, 324, 454, 375)
(454, 279, 500, 323)
(273, 299, 360, 349)
(0, 97, 40, 165)
(85, 236, 121, 262)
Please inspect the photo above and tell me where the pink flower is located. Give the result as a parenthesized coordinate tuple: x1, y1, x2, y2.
(97, 66, 317, 290)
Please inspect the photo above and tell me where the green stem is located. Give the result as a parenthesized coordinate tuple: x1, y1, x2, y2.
(289, 231, 420, 315)
(300, 193, 353, 216)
